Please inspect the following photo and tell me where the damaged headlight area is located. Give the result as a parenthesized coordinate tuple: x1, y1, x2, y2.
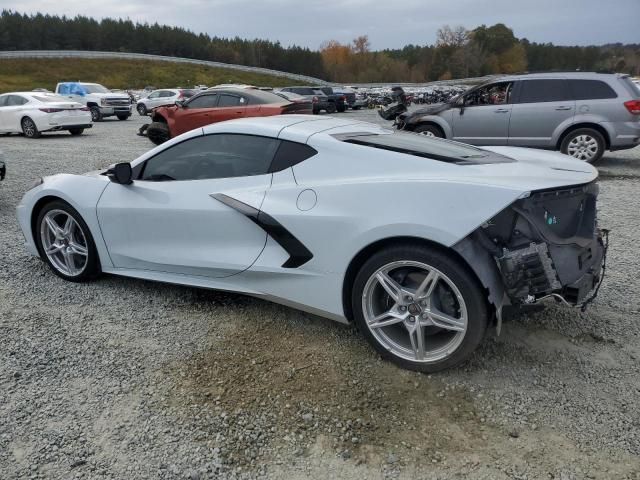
(458, 182, 608, 315)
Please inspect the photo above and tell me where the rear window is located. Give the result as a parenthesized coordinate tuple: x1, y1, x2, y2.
(335, 132, 513, 165)
(517, 79, 571, 103)
(568, 80, 617, 100)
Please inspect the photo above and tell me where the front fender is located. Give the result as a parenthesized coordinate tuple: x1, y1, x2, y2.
(16, 174, 113, 268)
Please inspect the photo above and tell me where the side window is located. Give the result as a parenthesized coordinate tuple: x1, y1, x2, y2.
(218, 94, 243, 107)
(186, 94, 218, 109)
(140, 134, 280, 181)
(0, 95, 8, 107)
(464, 82, 513, 106)
(270, 141, 318, 172)
(160, 91, 175, 98)
(7, 95, 28, 106)
(147, 91, 160, 99)
(568, 80, 617, 100)
(516, 79, 571, 103)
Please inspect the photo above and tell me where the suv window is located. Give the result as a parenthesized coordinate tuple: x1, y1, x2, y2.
(159, 91, 175, 98)
(218, 94, 245, 107)
(568, 79, 617, 100)
(464, 82, 513, 106)
(140, 134, 280, 181)
(187, 94, 218, 109)
(516, 79, 571, 103)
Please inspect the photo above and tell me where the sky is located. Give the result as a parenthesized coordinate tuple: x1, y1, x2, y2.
(4, 0, 639, 50)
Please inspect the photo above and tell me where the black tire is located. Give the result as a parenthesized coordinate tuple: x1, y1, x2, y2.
(117, 114, 130, 121)
(147, 121, 171, 145)
(35, 200, 101, 283)
(413, 124, 444, 138)
(351, 243, 488, 373)
(326, 103, 337, 114)
(90, 106, 102, 122)
(137, 104, 148, 116)
(337, 104, 347, 113)
(560, 128, 605, 164)
(21, 117, 41, 138)
(353, 106, 362, 111)
(68, 128, 84, 136)
(312, 107, 320, 115)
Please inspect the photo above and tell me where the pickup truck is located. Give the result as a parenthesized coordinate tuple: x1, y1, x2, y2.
(314, 87, 348, 112)
(55, 82, 132, 122)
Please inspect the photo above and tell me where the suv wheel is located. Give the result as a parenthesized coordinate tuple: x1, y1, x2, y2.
(414, 124, 444, 138)
(90, 106, 102, 122)
(352, 244, 488, 373)
(36, 201, 101, 282)
(326, 103, 337, 114)
(21, 117, 41, 138)
(137, 104, 148, 116)
(560, 128, 605, 163)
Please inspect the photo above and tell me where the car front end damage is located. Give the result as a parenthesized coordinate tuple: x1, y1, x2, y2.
(455, 181, 607, 327)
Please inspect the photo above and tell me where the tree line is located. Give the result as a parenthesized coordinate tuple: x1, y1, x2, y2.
(1, 11, 638, 83)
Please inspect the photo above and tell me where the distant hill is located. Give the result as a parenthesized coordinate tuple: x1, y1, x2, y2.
(0, 57, 310, 92)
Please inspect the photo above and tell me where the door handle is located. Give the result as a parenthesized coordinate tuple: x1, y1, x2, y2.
(555, 106, 573, 111)
(494, 108, 510, 113)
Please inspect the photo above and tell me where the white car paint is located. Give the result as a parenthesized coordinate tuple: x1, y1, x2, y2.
(0, 92, 92, 134)
(16, 115, 597, 322)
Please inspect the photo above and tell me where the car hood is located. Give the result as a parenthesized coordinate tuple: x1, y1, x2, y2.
(405, 102, 452, 117)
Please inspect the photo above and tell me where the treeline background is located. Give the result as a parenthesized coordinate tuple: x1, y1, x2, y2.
(1, 10, 638, 83)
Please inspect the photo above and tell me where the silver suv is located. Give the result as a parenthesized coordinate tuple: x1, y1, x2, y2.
(397, 73, 640, 163)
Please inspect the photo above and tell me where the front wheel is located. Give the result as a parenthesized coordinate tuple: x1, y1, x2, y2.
(117, 114, 130, 121)
(35, 201, 101, 282)
(326, 103, 337, 114)
(68, 128, 84, 136)
(337, 104, 347, 113)
(90, 106, 102, 122)
(414, 124, 444, 138)
(137, 104, 148, 116)
(560, 128, 605, 164)
(147, 121, 170, 145)
(352, 244, 488, 373)
(21, 117, 41, 138)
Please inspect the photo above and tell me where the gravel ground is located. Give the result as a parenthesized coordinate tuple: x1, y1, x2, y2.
(1, 110, 639, 480)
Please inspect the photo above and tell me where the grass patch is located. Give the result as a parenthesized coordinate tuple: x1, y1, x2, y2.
(0, 58, 309, 93)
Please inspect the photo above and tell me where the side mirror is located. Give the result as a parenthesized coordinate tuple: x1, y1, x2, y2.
(175, 100, 185, 107)
(107, 162, 133, 185)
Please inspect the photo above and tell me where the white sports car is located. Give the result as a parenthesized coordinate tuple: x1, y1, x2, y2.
(0, 92, 92, 138)
(17, 115, 606, 372)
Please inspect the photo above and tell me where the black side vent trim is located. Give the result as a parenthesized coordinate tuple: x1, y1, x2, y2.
(211, 193, 313, 269)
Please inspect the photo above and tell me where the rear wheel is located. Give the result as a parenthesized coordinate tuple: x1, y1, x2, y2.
(68, 128, 84, 136)
(414, 124, 444, 138)
(147, 121, 171, 145)
(337, 104, 347, 113)
(352, 244, 488, 373)
(35, 201, 101, 282)
(21, 117, 40, 138)
(560, 128, 605, 164)
(326, 103, 337, 114)
(90, 106, 102, 122)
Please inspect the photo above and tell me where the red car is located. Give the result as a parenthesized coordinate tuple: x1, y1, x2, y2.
(145, 88, 312, 145)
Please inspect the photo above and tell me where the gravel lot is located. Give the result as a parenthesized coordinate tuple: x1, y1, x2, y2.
(1, 110, 639, 480)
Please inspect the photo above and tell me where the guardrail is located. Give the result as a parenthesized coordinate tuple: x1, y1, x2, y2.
(0, 50, 330, 85)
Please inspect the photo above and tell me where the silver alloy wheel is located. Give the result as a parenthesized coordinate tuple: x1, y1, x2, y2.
(362, 261, 468, 363)
(567, 134, 599, 161)
(40, 210, 89, 277)
(22, 118, 36, 137)
(419, 130, 435, 137)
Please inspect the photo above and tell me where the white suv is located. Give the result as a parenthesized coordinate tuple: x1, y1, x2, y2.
(136, 89, 196, 116)
(55, 82, 132, 122)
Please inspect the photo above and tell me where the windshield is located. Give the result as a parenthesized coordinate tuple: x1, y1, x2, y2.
(82, 84, 110, 94)
(336, 131, 513, 165)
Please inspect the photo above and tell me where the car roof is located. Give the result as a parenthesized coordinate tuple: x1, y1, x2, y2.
(490, 72, 627, 82)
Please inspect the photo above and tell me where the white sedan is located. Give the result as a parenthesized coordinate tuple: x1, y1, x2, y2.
(0, 92, 92, 138)
(16, 115, 606, 372)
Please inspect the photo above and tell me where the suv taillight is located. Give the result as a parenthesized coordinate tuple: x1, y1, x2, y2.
(624, 100, 640, 114)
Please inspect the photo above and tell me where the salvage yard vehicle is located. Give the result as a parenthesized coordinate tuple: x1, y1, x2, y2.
(279, 87, 332, 114)
(136, 89, 197, 116)
(0, 92, 92, 138)
(17, 115, 606, 373)
(390, 72, 640, 163)
(144, 87, 313, 145)
(55, 82, 132, 122)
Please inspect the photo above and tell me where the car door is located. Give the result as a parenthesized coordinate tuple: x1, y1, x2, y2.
(508, 79, 575, 147)
(145, 91, 162, 108)
(450, 81, 513, 145)
(171, 93, 219, 136)
(96, 132, 281, 278)
(212, 93, 248, 123)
